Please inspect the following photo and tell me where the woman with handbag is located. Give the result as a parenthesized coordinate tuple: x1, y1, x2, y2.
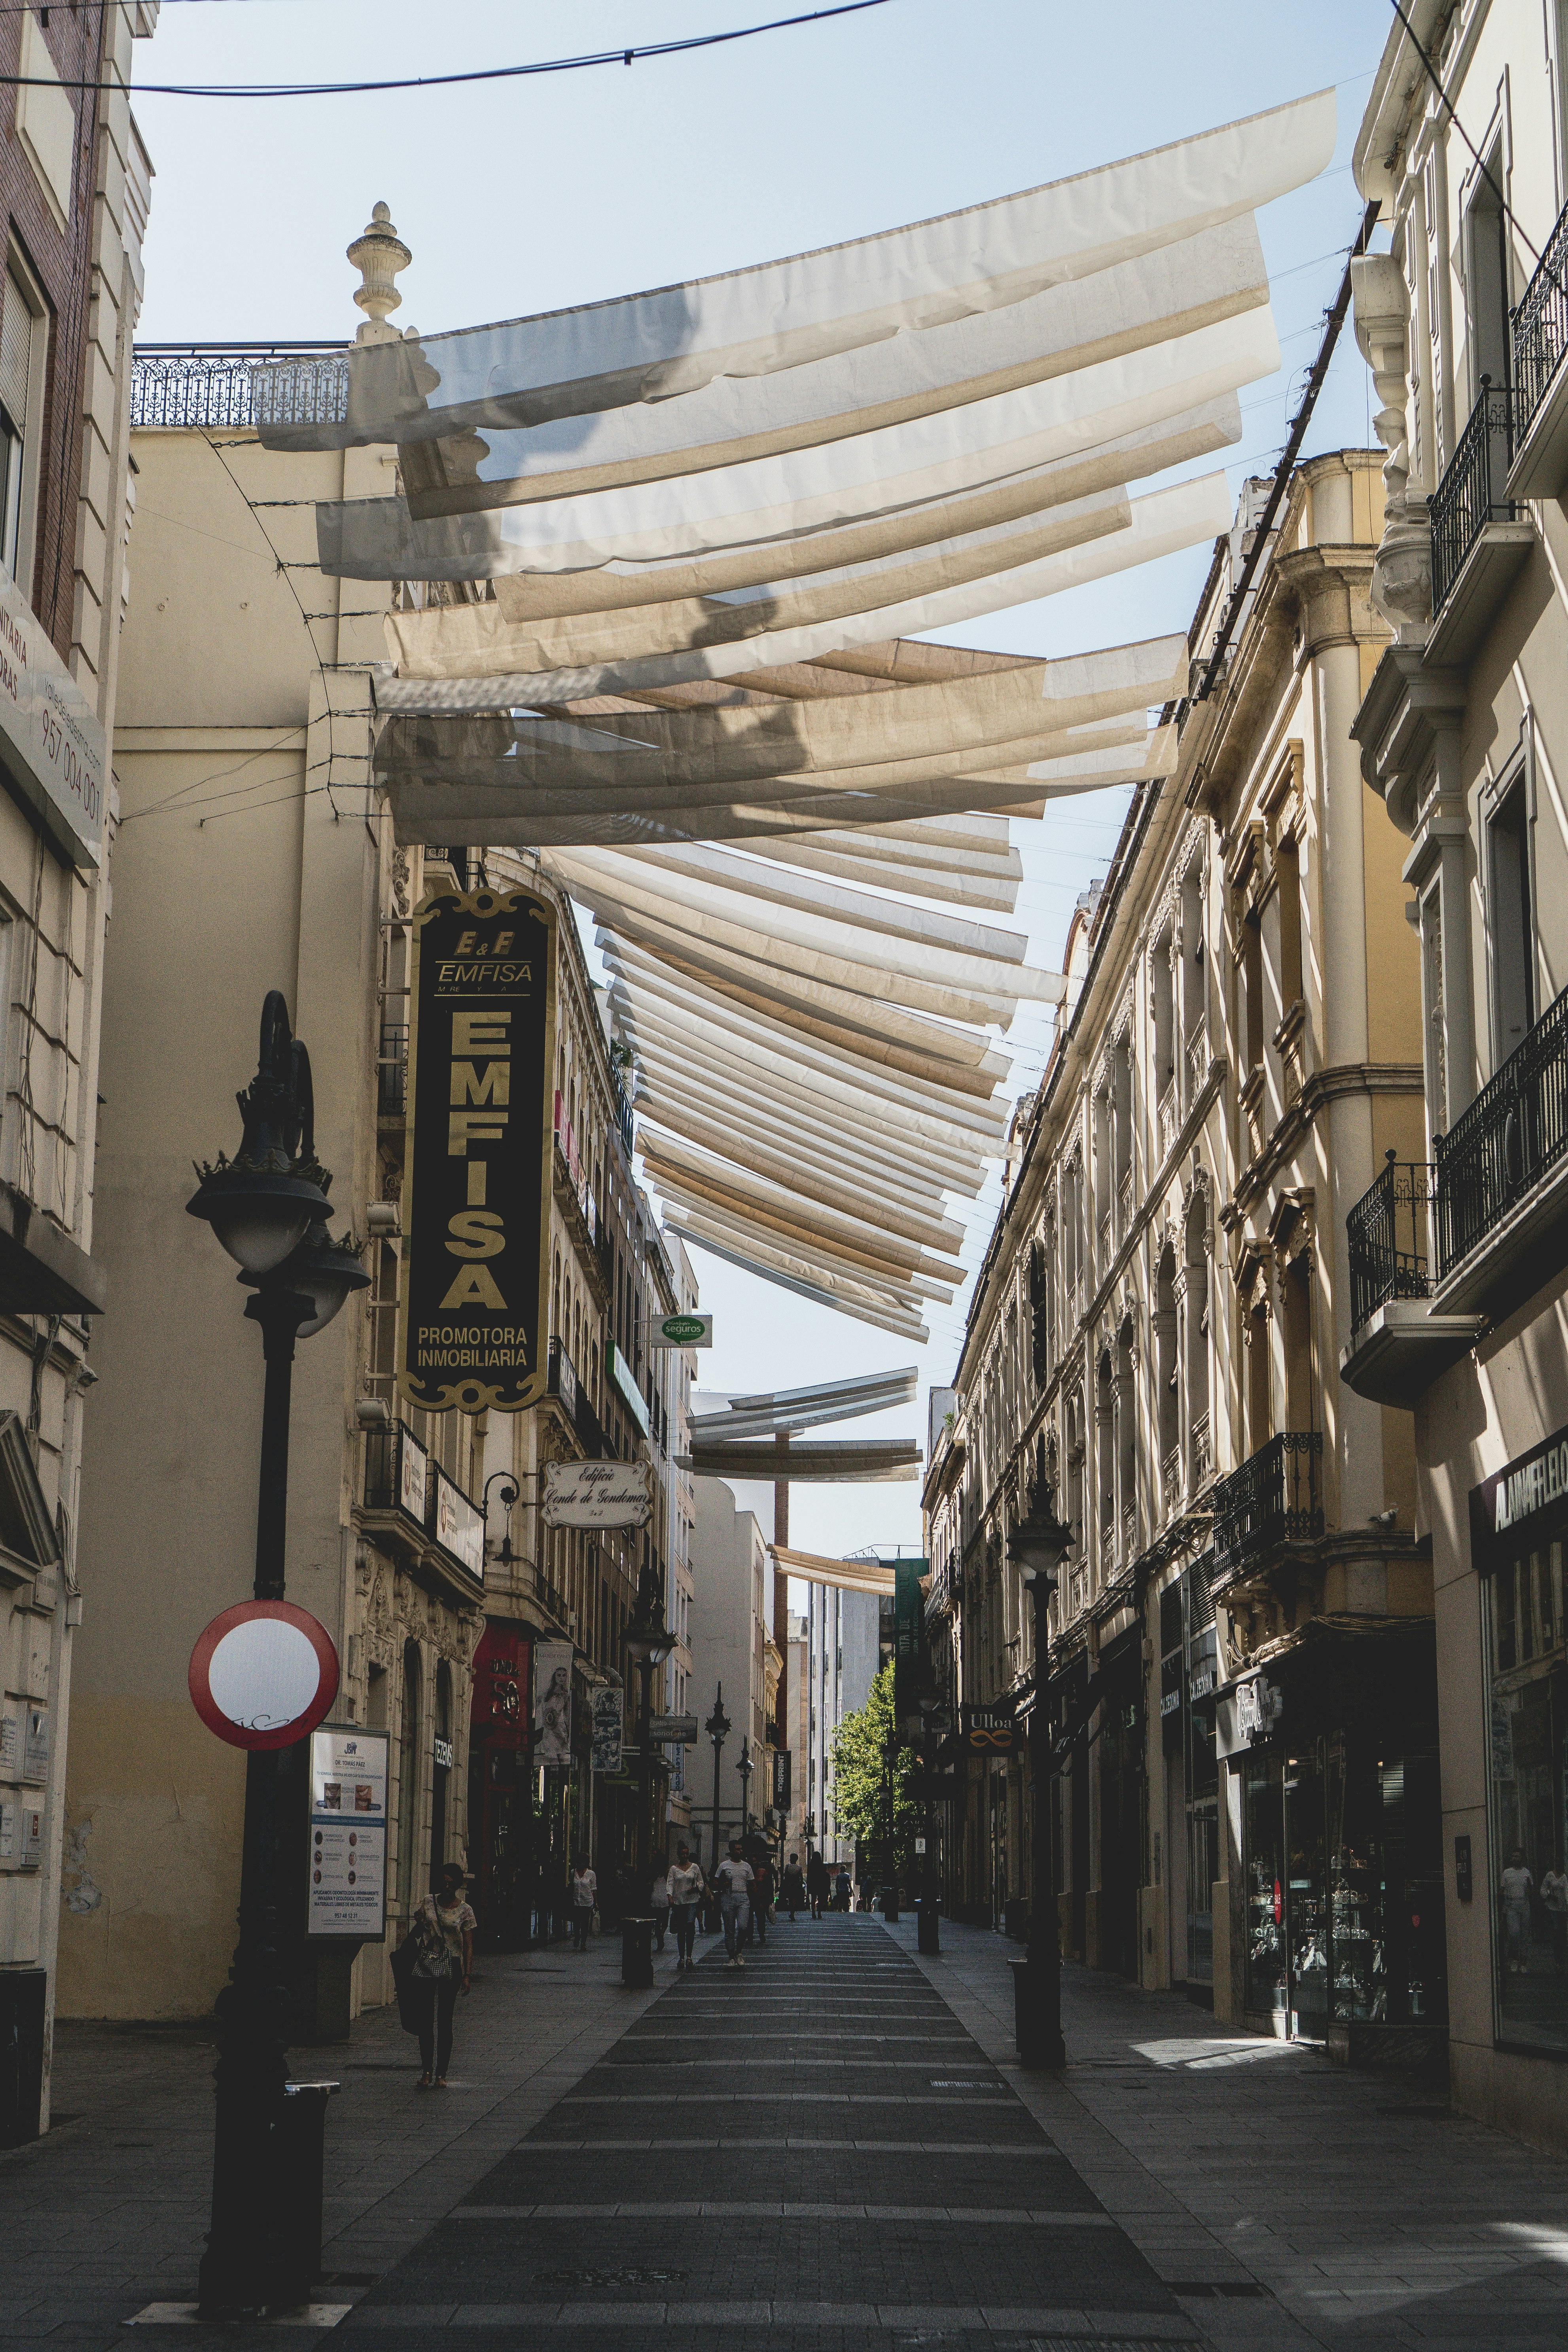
(404, 1862, 475, 2090)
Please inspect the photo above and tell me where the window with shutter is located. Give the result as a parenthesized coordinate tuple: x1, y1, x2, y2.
(0, 268, 39, 585)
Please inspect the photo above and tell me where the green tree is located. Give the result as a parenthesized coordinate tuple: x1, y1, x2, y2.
(829, 1662, 920, 1876)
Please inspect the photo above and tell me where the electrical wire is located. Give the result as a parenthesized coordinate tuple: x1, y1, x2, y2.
(1, 0, 896, 97)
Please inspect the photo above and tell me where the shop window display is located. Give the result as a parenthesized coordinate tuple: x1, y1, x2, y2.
(1486, 1542, 1568, 2053)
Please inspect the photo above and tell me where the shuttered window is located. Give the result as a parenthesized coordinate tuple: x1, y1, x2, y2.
(0, 273, 31, 434)
(0, 267, 38, 583)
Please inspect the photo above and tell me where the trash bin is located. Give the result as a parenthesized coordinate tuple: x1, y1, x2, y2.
(621, 1914, 655, 1988)
(273, 2079, 340, 2307)
(1009, 1955, 1065, 2071)
(915, 1896, 941, 1955)
(882, 1883, 900, 1924)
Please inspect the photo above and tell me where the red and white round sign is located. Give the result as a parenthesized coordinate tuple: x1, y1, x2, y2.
(189, 1600, 339, 1752)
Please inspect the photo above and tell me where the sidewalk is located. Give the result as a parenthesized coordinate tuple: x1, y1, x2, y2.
(0, 1934, 659, 2348)
(892, 1913, 1568, 2348)
(2, 1915, 1566, 2350)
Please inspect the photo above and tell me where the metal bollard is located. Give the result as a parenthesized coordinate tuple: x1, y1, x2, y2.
(272, 2080, 340, 2308)
(621, 1914, 655, 1988)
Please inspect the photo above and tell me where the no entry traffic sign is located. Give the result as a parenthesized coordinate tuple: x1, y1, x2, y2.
(189, 1600, 339, 1752)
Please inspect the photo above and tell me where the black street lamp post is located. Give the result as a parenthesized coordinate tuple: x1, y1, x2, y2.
(622, 1565, 673, 1987)
(916, 1691, 943, 1954)
(705, 1685, 730, 1884)
(1006, 1486, 1074, 2071)
(185, 993, 367, 2317)
(737, 1735, 754, 1836)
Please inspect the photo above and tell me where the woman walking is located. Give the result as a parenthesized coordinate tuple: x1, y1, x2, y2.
(406, 1862, 475, 2091)
(570, 1854, 597, 1953)
(807, 1850, 828, 1920)
(667, 1842, 704, 1971)
(782, 1852, 805, 1922)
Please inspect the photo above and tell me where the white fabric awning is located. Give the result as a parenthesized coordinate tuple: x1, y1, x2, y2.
(253, 90, 1331, 451)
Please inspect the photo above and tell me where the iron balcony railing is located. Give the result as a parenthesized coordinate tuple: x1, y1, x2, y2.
(363, 1420, 429, 1521)
(1347, 1151, 1437, 1333)
(547, 1336, 608, 1460)
(130, 344, 346, 431)
(1511, 195, 1568, 446)
(377, 1024, 408, 1118)
(1210, 1432, 1323, 1579)
(1431, 379, 1518, 613)
(1435, 981, 1568, 1276)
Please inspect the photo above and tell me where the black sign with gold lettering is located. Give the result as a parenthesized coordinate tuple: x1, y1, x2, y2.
(399, 885, 556, 1414)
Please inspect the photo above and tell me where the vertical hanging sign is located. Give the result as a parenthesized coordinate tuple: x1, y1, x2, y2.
(399, 884, 557, 1413)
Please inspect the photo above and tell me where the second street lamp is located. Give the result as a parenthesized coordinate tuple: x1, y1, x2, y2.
(623, 1566, 674, 1988)
(737, 1735, 754, 1835)
(1006, 1484, 1074, 2072)
(705, 1685, 730, 1894)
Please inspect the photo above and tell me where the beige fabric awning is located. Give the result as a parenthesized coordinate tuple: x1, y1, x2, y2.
(769, 1546, 899, 1596)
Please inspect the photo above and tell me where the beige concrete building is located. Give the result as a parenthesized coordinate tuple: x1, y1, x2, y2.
(60, 214, 689, 2026)
(926, 454, 1441, 2056)
(0, 4, 154, 2144)
(1343, 0, 1568, 2150)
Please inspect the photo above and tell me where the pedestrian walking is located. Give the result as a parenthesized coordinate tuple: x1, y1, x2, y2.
(1501, 1848, 1535, 1972)
(781, 1852, 805, 1921)
(715, 1839, 754, 1968)
(404, 1862, 475, 2091)
(667, 1842, 704, 1971)
(1542, 1862, 1568, 1973)
(834, 1865, 852, 1913)
(807, 1850, 828, 1919)
(651, 1862, 672, 1952)
(569, 1854, 597, 1953)
(749, 1854, 774, 1946)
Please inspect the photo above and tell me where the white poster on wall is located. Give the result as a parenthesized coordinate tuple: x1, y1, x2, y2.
(534, 1642, 575, 1767)
(306, 1723, 390, 1940)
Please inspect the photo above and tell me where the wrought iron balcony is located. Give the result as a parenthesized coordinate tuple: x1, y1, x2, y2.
(377, 1024, 407, 1119)
(1512, 201, 1568, 450)
(1436, 981, 1568, 1277)
(1431, 380, 1518, 614)
(547, 1335, 608, 1460)
(1347, 1151, 1436, 1333)
(1210, 1431, 1323, 1581)
(130, 343, 346, 431)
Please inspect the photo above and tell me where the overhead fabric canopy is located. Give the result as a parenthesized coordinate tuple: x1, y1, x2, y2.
(252, 89, 1331, 454)
(768, 1547, 899, 1596)
(243, 90, 1335, 1338)
(681, 1438, 920, 1483)
(692, 1367, 916, 1432)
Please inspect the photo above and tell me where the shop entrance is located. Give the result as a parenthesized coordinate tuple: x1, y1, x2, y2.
(1243, 1715, 1445, 2040)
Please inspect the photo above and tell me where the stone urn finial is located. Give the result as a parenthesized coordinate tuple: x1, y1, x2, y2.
(348, 201, 411, 345)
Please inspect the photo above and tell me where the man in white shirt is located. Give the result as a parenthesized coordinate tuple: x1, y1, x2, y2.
(715, 1839, 755, 1968)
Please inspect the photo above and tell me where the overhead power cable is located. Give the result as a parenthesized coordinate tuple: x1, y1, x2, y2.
(0, 0, 895, 97)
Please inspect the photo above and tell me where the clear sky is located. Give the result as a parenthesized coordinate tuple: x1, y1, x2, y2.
(132, 0, 1393, 1557)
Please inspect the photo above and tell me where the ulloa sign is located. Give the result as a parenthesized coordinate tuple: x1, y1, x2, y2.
(400, 884, 557, 1413)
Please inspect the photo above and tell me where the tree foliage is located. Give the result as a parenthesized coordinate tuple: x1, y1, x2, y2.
(829, 1661, 920, 1872)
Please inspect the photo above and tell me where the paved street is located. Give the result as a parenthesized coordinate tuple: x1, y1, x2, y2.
(4, 1917, 1567, 2350)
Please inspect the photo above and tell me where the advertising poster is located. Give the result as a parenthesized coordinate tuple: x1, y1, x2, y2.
(533, 1641, 575, 1767)
(591, 1686, 623, 1773)
(306, 1724, 390, 1940)
(399, 883, 557, 1415)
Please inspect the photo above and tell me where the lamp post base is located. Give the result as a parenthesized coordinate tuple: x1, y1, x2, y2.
(915, 1896, 940, 1954)
(1008, 1954, 1066, 2071)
